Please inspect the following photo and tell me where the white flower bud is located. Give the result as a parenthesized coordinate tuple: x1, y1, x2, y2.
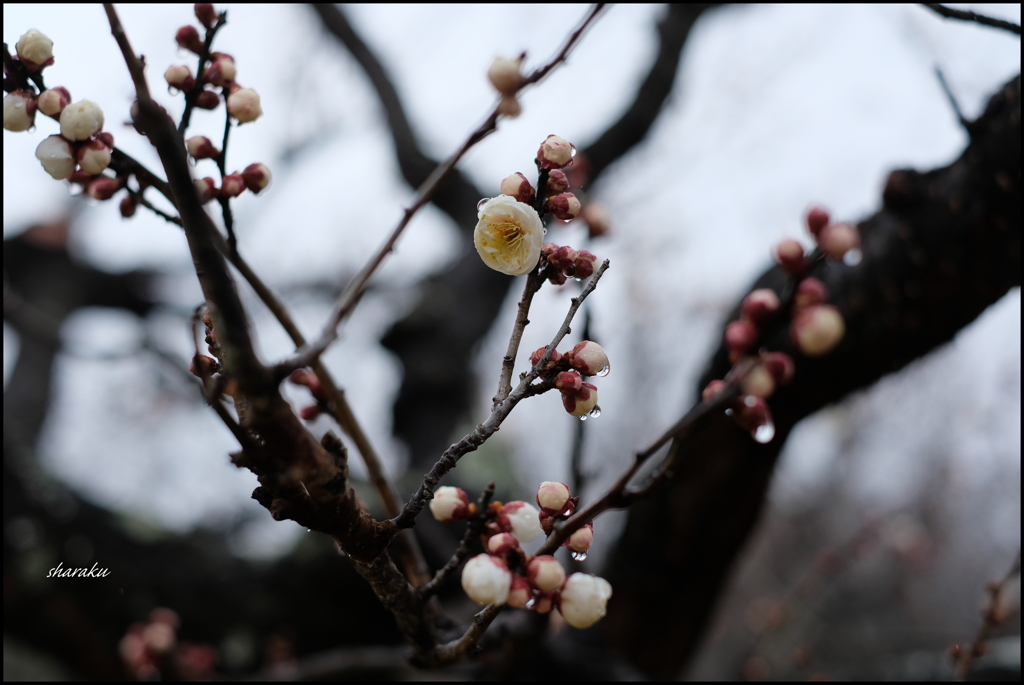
(527, 555, 566, 592)
(487, 533, 520, 555)
(536, 481, 571, 515)
(461, 554, 511, 605)
(16, 29, 54, 70)
(164, 65, 195, 92)
(499, 172, 534, 204)
(507, 576, 533, 609)
(570, 341, 609, 377)
(60, 100, 104, 141)
(741, 363, 775, 399)
(817, 222, 860, 261)
(242, 163, 271, 193)
(501, 501, 541, 543)
(487, 55, 524, 95)
(567, 524, 593, 554)
(227, 88, 262, 123)
(37, 87, 71, 117)
(559, 573, 613, 629)
(35, 135, 75, 179)
(429, 486, 469, 522)
(474, 195, 544, 276)
(562, 382, 598, 418)
(790, 304, 845, 356)
(537, 135, 574, 170)
(77, 139, 112, 175)
(3, 91, 36, 131)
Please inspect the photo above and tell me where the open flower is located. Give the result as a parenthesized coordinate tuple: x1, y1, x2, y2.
(474, 195, 544, 276)
(461, 554, 511, 605)
(558, 573, 613, 629)
(35, 135, 75, 179)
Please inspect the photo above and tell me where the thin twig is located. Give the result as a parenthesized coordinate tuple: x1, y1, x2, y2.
(419, 483, 496, 599)
(178, 11, 228, 133)
(922, 4, 1021, 35)
(278, 4, 607, 374)
(128, 188, 183, 225)
(216, 94, 237, 251)
(934, 66, 972, 133)
(953, 550, 1021, 681)
(426, 603, 505, 666)
(493, 269, 546, 408)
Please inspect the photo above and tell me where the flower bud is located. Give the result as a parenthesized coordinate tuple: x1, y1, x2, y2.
(227, 87, 262, 123)
(741, 363, 775, 399)
(86, 176, 124, 201)
(566, 523, 593, 554)
(507, 575, 533, 609)
(555, 370, 583, 394)
(15, 29, 54, 71)
(537, 135, 574, 170)
(220, 172, 246, 198)
(805, 205, 830, 236)
(702, 379, 728, 403)
(496, 95, 521, 118)
(499, 172, 535, 205)
(740, 289, 781, 324)
(461, 554, 511, 605)
(120, 195, 138, 218)
(164, 65, 196, 93)
(188, 354, 220, 377)
(548, 192, 581, 221)
(59, 99, 104, 141)
(763, 352, 795, 385)
(487, 55, 524, 95)
(569, 341, 609, 377)
(241, 163, 272, 194)
(474, 195, 544, 276)
(562, 382, 598, 418)
(547, 245, 579, 274)
(817, 222, 860, 261)
(536, 481, 571, 516)
(35, 135, 76, 179)
(186, 135, 219, 160)
(529, 346, 561, 369)
(533, 591, 555, 614)
(558, 573, 613, 629)
(574, 250, 598, 279)
(205, 53, 237, 87)
(77, 139, 112, 175)
(487, 532, 521, 556)
(37, 87, 71, 117)
(498, 501, 539, 542)
(527, 555, 566, 592)
(774, 239, 806, 276)
(724, 319, 757, 356)
(734, 394, 771, 434)
(3, 91, 36, 132)
(194, 177, 217, 204)
(429, 485, 470, 522)
(793, 277, 829, 309)
(195, 3, 217, 29)
(176, 25, 204, 53)
(545, 169, 569, 195)
(791, 305, 845, 356)
(194, 90, 221, 110)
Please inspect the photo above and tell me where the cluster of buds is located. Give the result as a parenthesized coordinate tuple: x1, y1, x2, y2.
(189, 162, 271, 203)
(287, 368, 328, 421)
(540, 242, 598, 285)
(529, 340, 609, 419)
(438, 482, 612, 629)
(119, 608, 218, 681)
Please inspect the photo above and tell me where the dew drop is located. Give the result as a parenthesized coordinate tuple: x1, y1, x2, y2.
(477, 197, 492, 210)
(561, 218, 572, 223)
(725, 408, 734, 416)
(570, 144, 577, 158)
(571, 551, 588, 561)
(525, 598, 537, 610)
(306, 528, 312, 533)
(753, 419, 776, 444)
(596, 365, 610, 377)
(843, 248, 863, 266)
(28, 124, 37, 134)
(579, 414, 588, 421)
(586, 406, 601, 419)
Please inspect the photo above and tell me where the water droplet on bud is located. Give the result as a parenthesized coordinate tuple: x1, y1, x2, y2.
(477, 197, 492, 210)
(579, 414, 588, 421)
(753, 419, 776, 444)
(596, 365, 610, 377)
(525, 598, 537, 610)
(570, 144, 577, 158)
(725, 408, 734, 416)
(571, 551, 588, 561)
(587, 406, 601, 419)
(843, 248, 863, 266)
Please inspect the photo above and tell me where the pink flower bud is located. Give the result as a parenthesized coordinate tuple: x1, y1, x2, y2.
(15, 29, 54, 71)
(548, 192, 581, 221)
(555, 370, 583, 393)
(120, 195, 138, 218)
(76, 139, 112, 175)
(242, 163, 272, 194)
(793, 277, 829, 309)
(499, 172, 535, 204)
(545, 169, 569, 195)
(86, 176, 123, 201)
(734, 395, 772, 434)
(487, 55, 524, 96)
(580, 202, 611, 239)
(3, 91, 37, 132)
(774, 239, 806, 276)
(220, 172, 245, 198)
(816, 222, 860, 261)
(533, 592, 555, 614)
(299, 405, 321, 421)
(570, 341, 609, 377)
(724, 319, 757, 356)
(188, 354, 220, 377)
(527, 555, 566, 592)
(59, 99, 104, 141)
(562, 382, 598, 418)
(37, 87, 71, 117)
(537, 135, 574, 170)
(501, 501, 542, 542)
(791, 304, 845, 356)
(763, 352, 795, 385)
(547, 245, 579, 274)
(566, 523, 593, 554)
(429, 485, 470, 522)
(558, 573, 613, 629)
(536, 481, 571, 516)
(805, 205, 830, 236)
(740, 289, 781, 324)
(195, 3, 217, 28)
(508, 575, 533, 609)
(487, 532, 521, 556)
(574, 250, 598, 279)
(227, 87, 262, 123)
(164, 65, 196, 93)
(702, 379, 728, 403)
(741, 363, 775, 399)
(204, 53, 236, 87)
(462, 554, 511, 605)
(176, 25, 204, 53)
(194, 177, 217, 204)
(194, 90, 221, 110)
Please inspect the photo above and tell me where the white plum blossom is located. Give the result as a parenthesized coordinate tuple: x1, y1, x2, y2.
(429, 486, 469, 522)
(15, 29, 53, 70)
(474, 195, 544, 276)
(60, 100, 104, 141)
(3, 91, 36, 132)
(501, 501, 541, 542)
(461, 554, 511, 605)
(558, 573, 613, 629)
(35, 135, 75, 180)
(227, 88, 262, 123)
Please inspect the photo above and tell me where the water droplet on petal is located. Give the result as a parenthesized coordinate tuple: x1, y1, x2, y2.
(843, 248, 863, 266)
(525, 598, 537, 610)
(596, 365, 610, 377)
(561, 218, 572, 223)
(579, 414, 588, 421)
(753, 419, 776, 444)
(28, 124, 37, 134)
(571, 551, 588, 561)
(586, 406, 601, 419)
(306, 528, 312, 533)
(477, 197, 492, 210)
(570, 144, 577, 158)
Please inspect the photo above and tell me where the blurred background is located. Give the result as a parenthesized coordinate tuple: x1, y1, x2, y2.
(4, 3, 1020, 680)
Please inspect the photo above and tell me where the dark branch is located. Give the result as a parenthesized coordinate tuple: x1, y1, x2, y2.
(923, 3, 1021, 35)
